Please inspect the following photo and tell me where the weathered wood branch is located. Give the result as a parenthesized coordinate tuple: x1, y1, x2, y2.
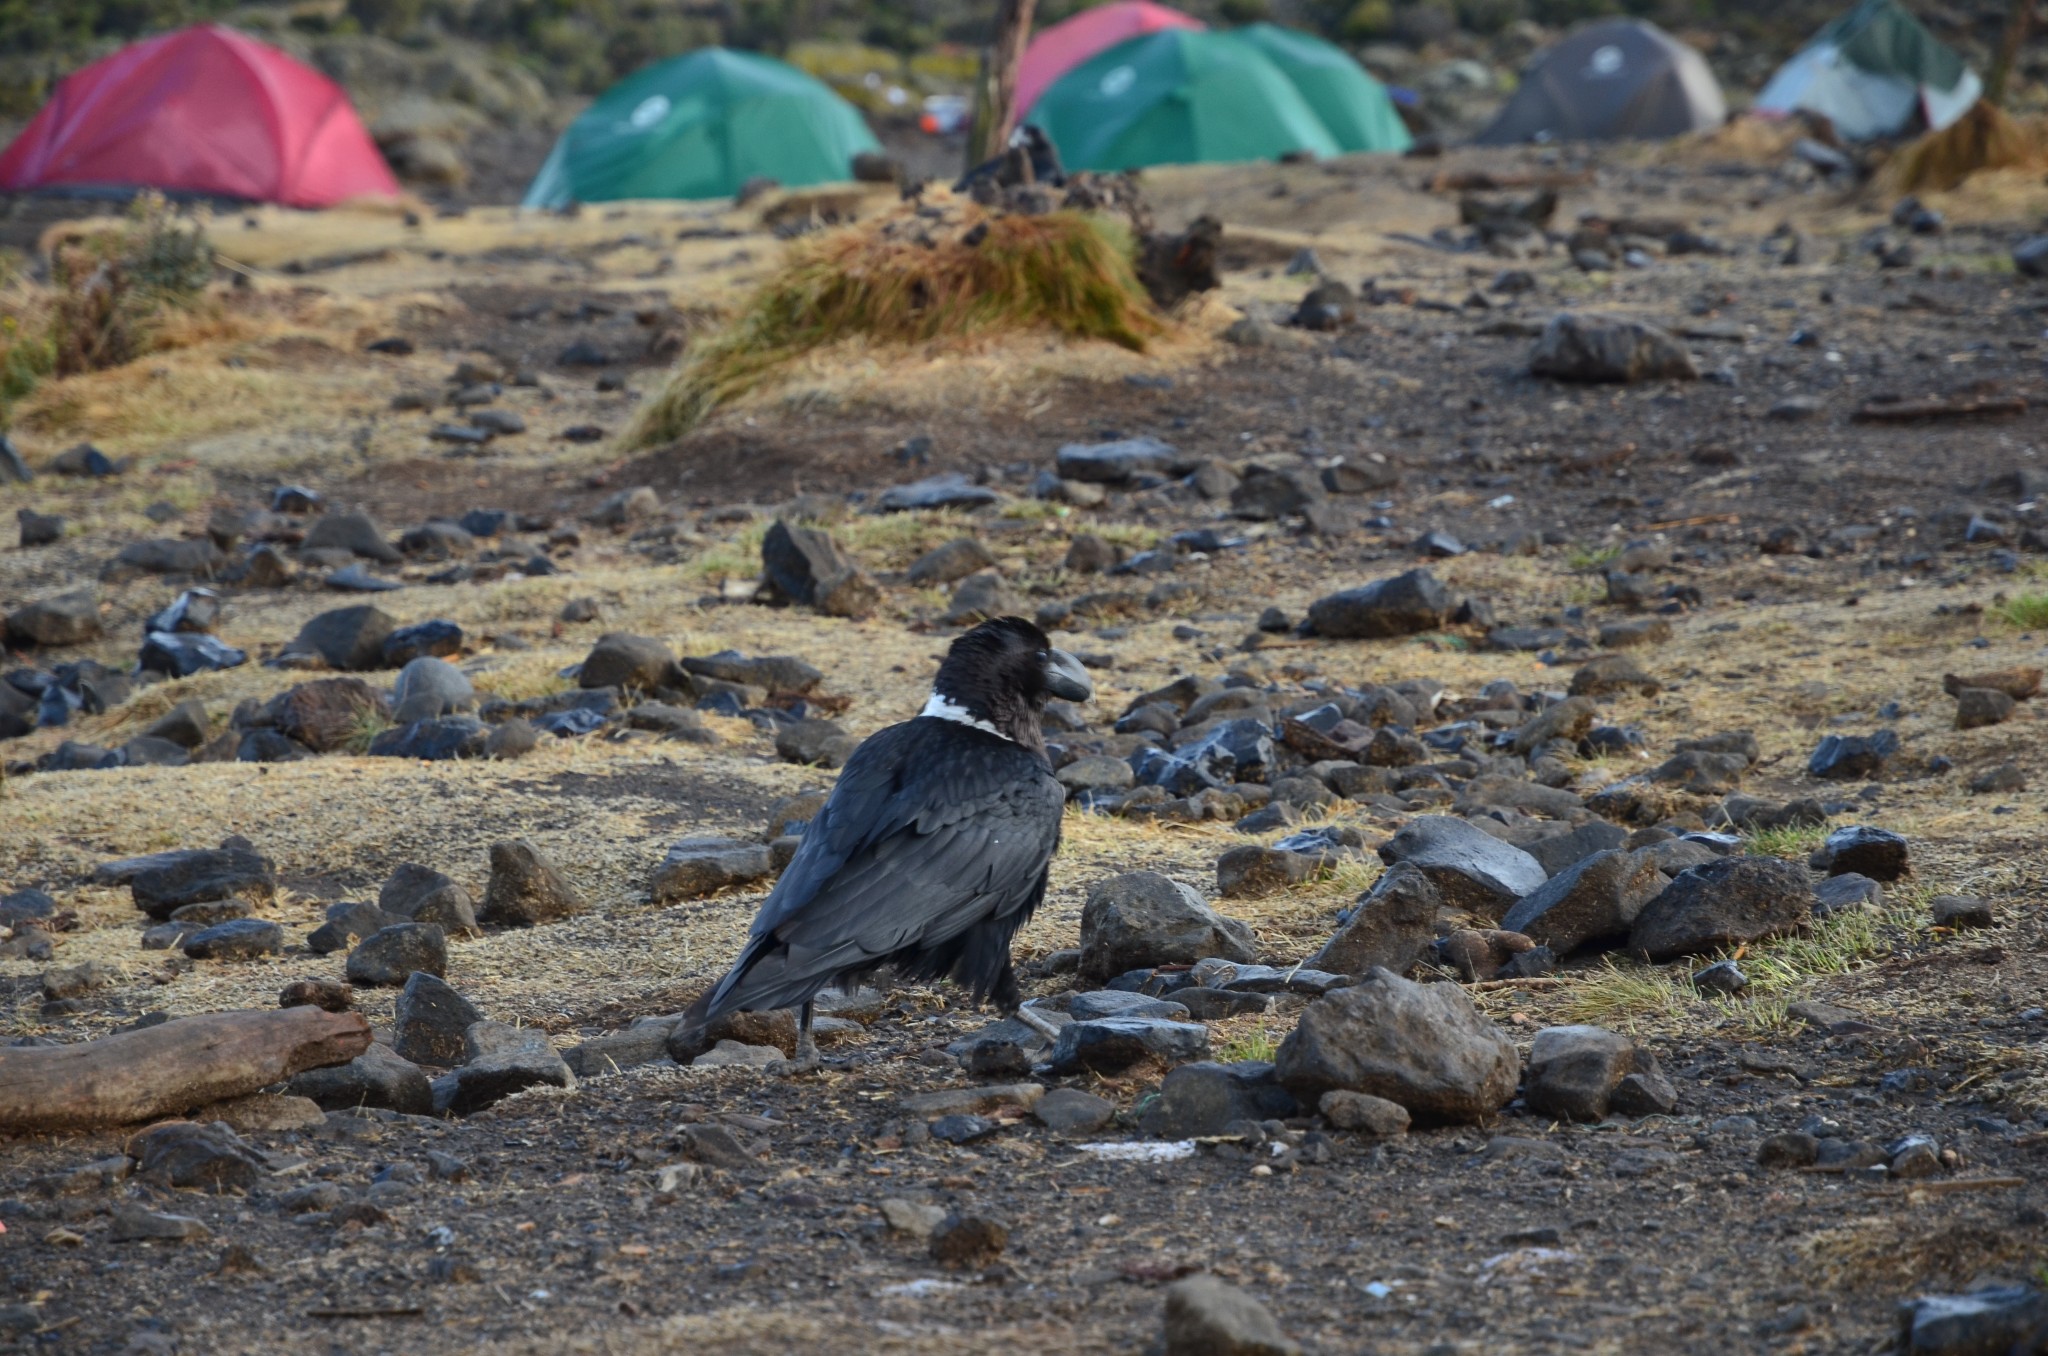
(0, 1006, 370, 1135)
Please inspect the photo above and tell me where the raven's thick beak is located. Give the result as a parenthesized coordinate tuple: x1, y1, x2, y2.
(1045, 648, 1093, 703)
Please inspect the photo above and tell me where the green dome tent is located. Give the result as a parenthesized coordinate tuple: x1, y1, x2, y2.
(1027, 29, 1341, 172)
(523, 48, 880, 207)
(1234, 23, 1412, 154)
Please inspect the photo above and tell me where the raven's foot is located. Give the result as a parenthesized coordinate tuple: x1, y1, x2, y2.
(772, 1032, 822, 1076)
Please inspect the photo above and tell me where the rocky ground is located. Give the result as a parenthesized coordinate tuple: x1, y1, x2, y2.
(2, 136, 2047, 1355)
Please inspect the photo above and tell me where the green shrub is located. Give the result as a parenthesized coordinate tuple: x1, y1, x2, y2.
(47, 192, 213, 378)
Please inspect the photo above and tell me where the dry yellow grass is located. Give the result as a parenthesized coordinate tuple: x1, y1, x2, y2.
(1883, 100, 2048, 194)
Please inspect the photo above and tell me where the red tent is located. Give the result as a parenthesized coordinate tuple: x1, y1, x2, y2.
(0, 25, 400, 209)
(1015, 1, 1205, 119)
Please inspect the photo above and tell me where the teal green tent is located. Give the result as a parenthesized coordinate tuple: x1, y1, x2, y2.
(523, 48, 880, 206)
(1235, 23, 1412, 154)
(1028, 29, 1341, 172)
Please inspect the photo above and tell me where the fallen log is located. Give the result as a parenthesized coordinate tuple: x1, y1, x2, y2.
(0, 1006, 370, 1135)
(1850, 396, 2028, 423)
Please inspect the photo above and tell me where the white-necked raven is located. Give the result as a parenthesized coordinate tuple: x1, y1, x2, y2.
(680, 616, 1093, 1071)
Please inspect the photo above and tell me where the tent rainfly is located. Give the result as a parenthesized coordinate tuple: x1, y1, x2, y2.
(1016, 0, 1206, 119)
(1753, 0, 1980, 141)
(523, 48, 880, 207)
(1028, 29, 1340, 173)
(1234, 22, 1412, 154)
(0, 24, 398, 208)
(1474, 19, 1726, 145)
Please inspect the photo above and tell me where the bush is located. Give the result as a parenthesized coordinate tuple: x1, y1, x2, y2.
(46, 192, 213, 378)
(1219, 0, 1273, 22)
(1341, 0, 1396, 40)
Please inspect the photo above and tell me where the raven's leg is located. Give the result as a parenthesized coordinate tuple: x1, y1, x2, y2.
(775, 1001, 821, 1075)
(993, 960, 1062, 1043)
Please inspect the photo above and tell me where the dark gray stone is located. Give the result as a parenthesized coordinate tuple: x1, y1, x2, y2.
(1630, 856, 1814, 961)
(1530, 313, 1698, 382)
(1524, 1024, 1676, 1121)
(394, 972, 482, 1066)
(1813, 824, 1910, 881)
(282, 605, 399, 671)
(128, 847, 275, 921)
(1273, 968, 1518, 1122)
(480, 839, 584, 926)
(288, 1043, 433, 1114)
(1033, 1087, 1115, 1133)
(1304, 569, 1451, 639)
(1378, 815, 1546, 920)
(652, 836, 775, 902)
(345, 923, 448, 986)
(1138, 1060, 1296, 1136)
(1898, 1286, 2048, 1355)
(1055, 437, 1193, 483)
(1502, 849, 1666, 955)
(6, 591, 101, 646)
(1048, 1017, 1211, 1074)
(1525, 821, 1630, 876)
(1078, 872, 1256, 980)
(182, 918, 282, 960)
(1164, 1275, 1303, 1356)
(441, 1021, 575, 1114)
(379, 864, 477, 935)
(1307, 861, 1438, 977)
(307, 900, 402, 955)
(1807, 730, 1899, 780)
(908, 536, 997, 584)
(877, 474, 999, 511)
(303, 511, 400, 563)
(578, 633, 680, 693)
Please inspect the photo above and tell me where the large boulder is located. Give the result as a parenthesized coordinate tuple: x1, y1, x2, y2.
(760, 520, 877, 619)
(1377, 816, 1546, 920)
(391, 657, 474, 722)
(281, 605, 399, 671)
(479, 840, 585, 926)
(1529, 313, 1698, 383)
(1273, 968, 1519, 1122)
(1055, 437, 1194, 483)
(1628, 856, 1814, 961)
(128, 845, 276, 921)
(651, 836, 776, 902)
(439, 1021, 575, 1114)
(1304, 569, 1451, 639)
(1306, 862, 1439, 977)
(1163, 1275, 1303, 1356)
(578, 633, 681, 693)
(394, 972, 481, 1066)
(302, 510, 400, 563)
(1137, 1061, 1297, 1137)
(379, 863, 477, 935)
(1501, 849, 1667, 955)
(1078, 872, 1256, 980)
(6, 590, 101, 646)
(1523, 1024, 1676, 1121)
(287, 1043, 433, 1114)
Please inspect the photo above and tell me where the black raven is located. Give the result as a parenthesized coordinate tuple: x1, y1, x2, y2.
(679, 616, 1093, 1071)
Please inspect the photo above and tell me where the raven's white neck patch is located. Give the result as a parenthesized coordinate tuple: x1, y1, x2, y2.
(920, 690, 1010, 741)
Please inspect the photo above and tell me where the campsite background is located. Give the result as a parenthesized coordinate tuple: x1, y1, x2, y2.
(2, 0, 2042, 217)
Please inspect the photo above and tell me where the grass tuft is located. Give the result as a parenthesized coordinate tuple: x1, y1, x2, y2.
(1995, 593, 2048, 629)
(629, 204, 1166, 445)
(1216, 1028, 1280, 1064)
(1741, 822, 1829, 860)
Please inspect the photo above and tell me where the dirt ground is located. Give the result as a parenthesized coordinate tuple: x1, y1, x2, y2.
(2, 134, 2046, 1354)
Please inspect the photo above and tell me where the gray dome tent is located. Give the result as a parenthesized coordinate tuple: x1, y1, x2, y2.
(1475, 19, 1726, 145)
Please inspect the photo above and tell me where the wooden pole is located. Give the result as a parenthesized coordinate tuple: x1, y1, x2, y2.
(1986, 0, 2036, 107)
(970, 0, 1039, 168)
(0, 1007, 371, 1135)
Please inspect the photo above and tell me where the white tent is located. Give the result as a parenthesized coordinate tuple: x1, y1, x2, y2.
(1755, 0, 1980, 141)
